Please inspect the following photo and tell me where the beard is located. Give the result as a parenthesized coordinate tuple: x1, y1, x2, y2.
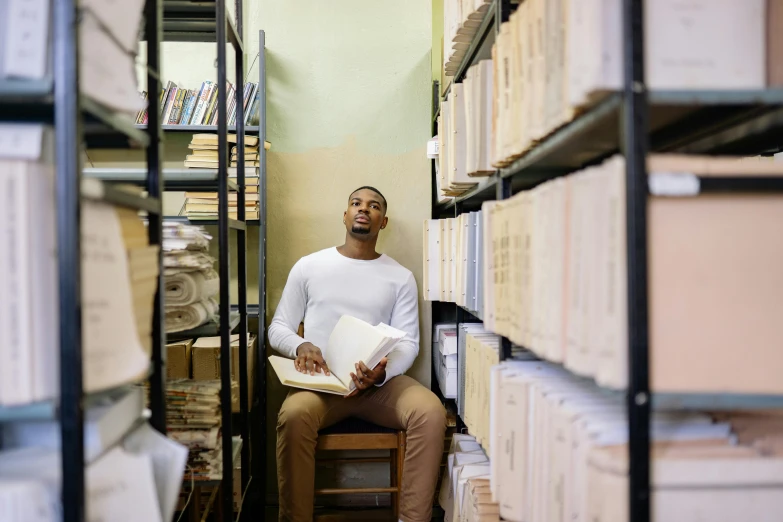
(351, 224, 370, 235)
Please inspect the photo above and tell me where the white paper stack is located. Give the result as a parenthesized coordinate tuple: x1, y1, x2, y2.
(423, 211, 484, 317)
(491, 0, 769, 167)
(0, 125, 154, 406)
(433, 323, 458, 399)
(490, 360, 783, 522)
(443, 0, 494, 78)
(478, 153, 783, 394)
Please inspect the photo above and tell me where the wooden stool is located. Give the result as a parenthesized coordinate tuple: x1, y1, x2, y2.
(315, 417, 406, 518)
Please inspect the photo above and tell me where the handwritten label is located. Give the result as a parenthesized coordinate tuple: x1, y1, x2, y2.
(4, 0, 49, 79)
(0, 124, 44, 160)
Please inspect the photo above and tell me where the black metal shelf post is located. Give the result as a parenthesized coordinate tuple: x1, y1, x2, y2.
(54, 0, 86, 519)
(146, 0, 167, 436)
(256, 28, 269, 516)
(622, 1, 651, 520)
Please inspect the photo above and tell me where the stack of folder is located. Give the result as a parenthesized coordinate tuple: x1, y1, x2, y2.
(490, 359, 783, 522)
(423, 211, 484, 316)
(165, 380, 224, 482)
(184, 133, 270, 169)
(443, 0, 493, 78)
(477, 153, 783, 394)
(490, 0, 771, 167)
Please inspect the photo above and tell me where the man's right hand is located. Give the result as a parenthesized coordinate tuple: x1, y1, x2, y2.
(295, 343, 330, 376)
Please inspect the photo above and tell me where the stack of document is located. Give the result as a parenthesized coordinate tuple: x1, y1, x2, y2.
(165, 380, 224, 482)
(0, 422, 188, 522)
(490, 360, 783, 522)
(438, 433, 494, 522)
(463, 60, 494, 177)
(422, 211, 483, 316)
(2, 0, 146, 118)
(462, 330, 499, 452)
(437, 84, 477, 196)
(118, 207, 160, 355)
(433, 324, 458, 398)
(442, 0, 493, 77)
(0, 125, 152, 405)
(491, 0, 768, 166)
(162, 221, 218, 333)
(479, 153, 783, 394)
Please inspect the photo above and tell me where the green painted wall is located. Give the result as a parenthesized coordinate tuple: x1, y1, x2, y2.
(100, 1, 435, 504)
(250, 0, 433, 502)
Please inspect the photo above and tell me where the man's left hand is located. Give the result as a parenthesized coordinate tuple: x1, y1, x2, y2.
(346, 358, 387, 398)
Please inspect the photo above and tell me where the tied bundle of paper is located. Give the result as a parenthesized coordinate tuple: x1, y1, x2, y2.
(165, 380, 224, 482)
(183, 189, 260, 221)
(184, 133, 270, 169)
(162, 221, 219, 333)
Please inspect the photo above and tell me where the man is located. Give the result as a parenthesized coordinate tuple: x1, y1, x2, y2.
(268, 186, 446, 522)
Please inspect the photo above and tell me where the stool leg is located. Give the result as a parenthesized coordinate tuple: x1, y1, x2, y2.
(390, 447, 399, 520)
(397, 432, 405, 518)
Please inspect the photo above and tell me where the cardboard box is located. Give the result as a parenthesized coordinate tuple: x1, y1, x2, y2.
(165, 339, 193, 380)
(192, 334, 256, 412)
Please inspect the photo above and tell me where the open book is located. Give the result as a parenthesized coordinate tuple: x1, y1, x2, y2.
(269, 315, 406, 395)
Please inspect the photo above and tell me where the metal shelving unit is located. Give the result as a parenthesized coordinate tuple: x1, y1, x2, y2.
(88, 24, 269, 517)
(0, 0, 166, 520)
(432, 1, 783, 521)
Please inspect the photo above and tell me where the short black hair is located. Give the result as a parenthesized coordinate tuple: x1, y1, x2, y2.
(350, 185, 387, 211)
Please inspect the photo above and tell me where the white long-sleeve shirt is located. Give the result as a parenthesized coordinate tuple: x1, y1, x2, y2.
(268, 247, 420, 384)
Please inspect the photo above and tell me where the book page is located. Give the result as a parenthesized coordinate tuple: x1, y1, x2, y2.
(268, 355, 348, 394)
(323, 316, 395, 389)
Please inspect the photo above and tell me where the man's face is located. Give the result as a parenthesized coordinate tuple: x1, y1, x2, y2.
(344, 188, 388, 237)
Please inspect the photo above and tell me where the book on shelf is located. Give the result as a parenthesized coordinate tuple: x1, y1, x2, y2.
(135, 80, 262, 127)
(269, 315, 406, 396)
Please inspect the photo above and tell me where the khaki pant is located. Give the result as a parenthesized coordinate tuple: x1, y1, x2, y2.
(276, 375, 446, 522)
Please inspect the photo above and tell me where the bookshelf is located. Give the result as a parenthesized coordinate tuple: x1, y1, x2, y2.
(431, 1, 783, 521)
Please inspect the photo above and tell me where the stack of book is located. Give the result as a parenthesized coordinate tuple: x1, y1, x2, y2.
(135, 80, 261, 127)
(184, 133, 269, 169)
(182, 189, 260, 221)
(165, 381, 224, 482)
(162, 221, 219, 333)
